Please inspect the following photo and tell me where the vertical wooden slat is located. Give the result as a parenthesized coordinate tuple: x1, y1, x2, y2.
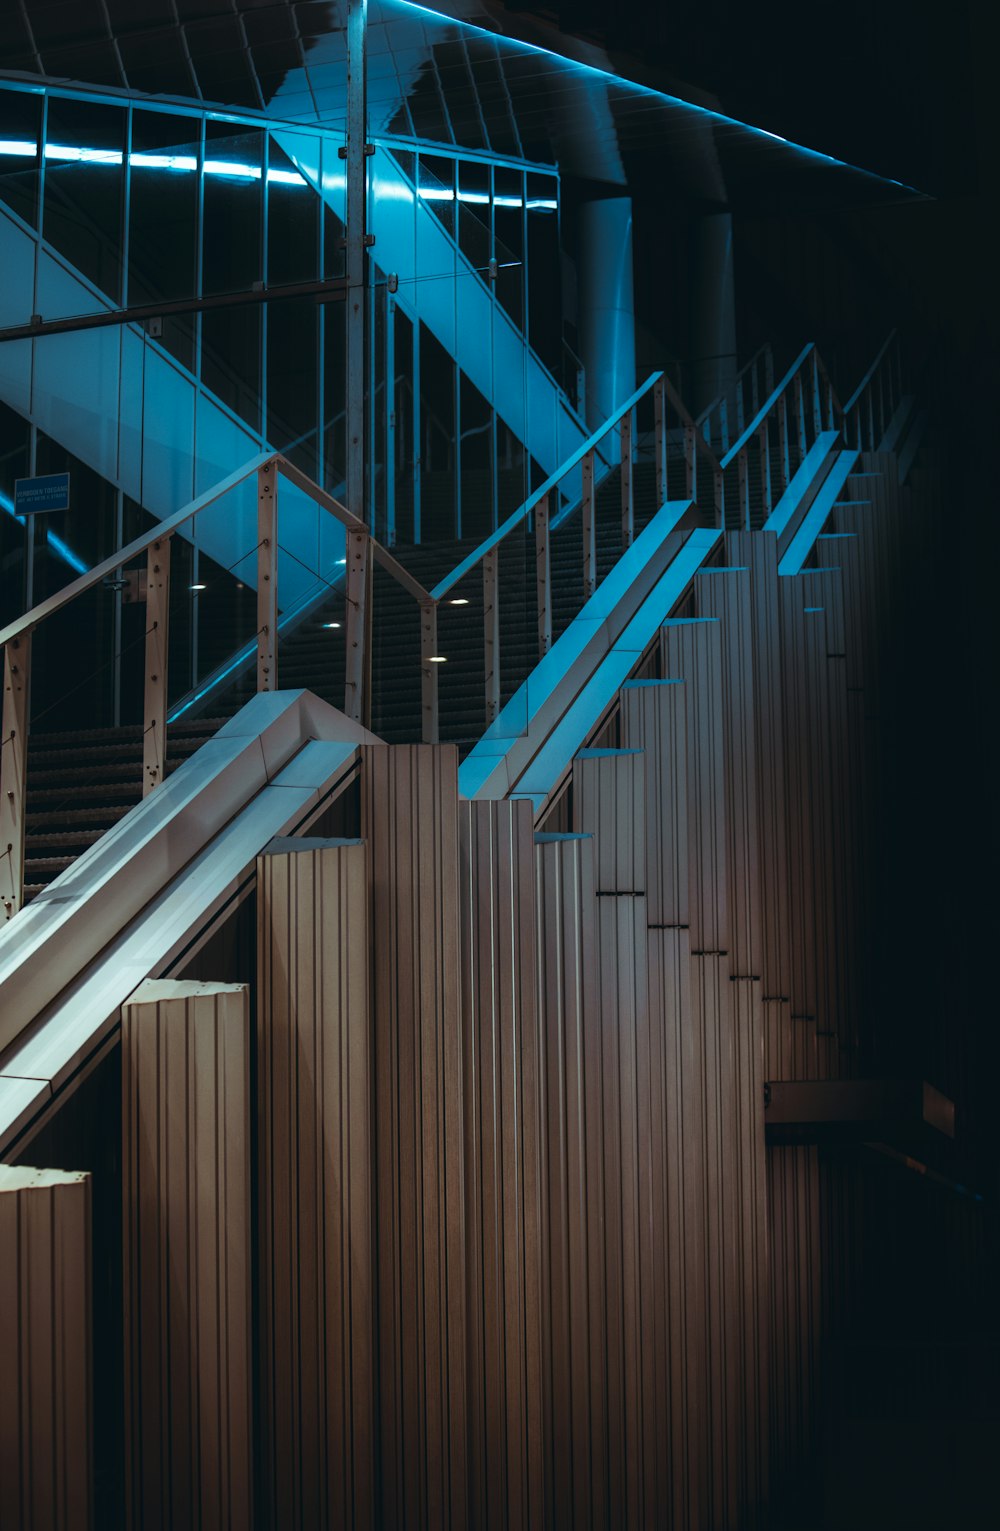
(361, 745, 467, 1529)
(257, 838, 375, 1530)
(0, 631, 30, 918)
(459, 800, 545, 1530)
(534, 832, 603, 1528)
(0, 1167, 92, 1531)
(122, 979, 253, 1531)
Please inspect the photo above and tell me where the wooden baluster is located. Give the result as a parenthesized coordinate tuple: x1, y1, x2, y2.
(582, 448, 596, 600)
(483, 548, 499, 725)
(0, 632, 30, 918)
(535, 493, 552, 656)
(143, 535, 171, 797)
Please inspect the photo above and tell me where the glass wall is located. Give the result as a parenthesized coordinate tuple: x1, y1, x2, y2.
(0, 81, 572, 544)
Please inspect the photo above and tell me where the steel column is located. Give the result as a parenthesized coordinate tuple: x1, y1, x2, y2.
(483, 548, 499, 724)
(535, 492, 552, 656)
(346, 0, 369, 532)
(143, 536, 170, 796)
(421, 600, 440, 743)
(344, 529, 372, 725)
(257, 462, 277, 691)
(0, 633, 29, 919)
(582, 448, 596, 599)
(620, 409, 634, 546)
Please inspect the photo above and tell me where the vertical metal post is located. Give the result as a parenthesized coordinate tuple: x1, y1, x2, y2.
(1, 633, 30, 918)
(750, 360, 760, 417)
(714, 466, 725, 530)
(738, 450, 750, 533)
(344, 530, 372, 726)
(778, 393, 791, 494)
(620, 409, 634, 547)
(654, 377, 667, 507)
(582, 449, 596, 599)
(826, 378, 836, 432)
(346, 0, 368, 535)
(719, 395, 730, 454)
(683, 421, 696, 505)
(420, 600, 439, 744)
(535, 492, 552, 656)
(811, 351, 822, 436)
(794, 372, 807, 462)
(867, 386, 875, 451)
(734, 382, 745, 439)
(758, 423, 772, 521)
(143, 536, 170, 796)
(257, 463, 277, 692)
(764, 344, 775, 397)
(483, 548, 499, 724)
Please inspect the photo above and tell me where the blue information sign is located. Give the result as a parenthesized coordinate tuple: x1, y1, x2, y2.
(14, 472, 71, 515)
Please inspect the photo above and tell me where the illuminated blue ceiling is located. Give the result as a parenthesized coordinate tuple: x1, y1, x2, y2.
(0, 0, 925, 208)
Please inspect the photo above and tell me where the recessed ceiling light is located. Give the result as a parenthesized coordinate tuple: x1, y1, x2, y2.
(322, 621, 341, 629)
(428, 654, 447, 663)
(190, 582, 206, 591)
(449, 597, 469, 605)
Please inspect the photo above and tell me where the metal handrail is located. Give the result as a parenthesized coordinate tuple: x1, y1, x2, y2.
(694, 341, 774, 428)
(430, 372, 665, 602)
(720, 345, 816, 469)
(0, 450, 433, 920)
(843, 330, 897, 416)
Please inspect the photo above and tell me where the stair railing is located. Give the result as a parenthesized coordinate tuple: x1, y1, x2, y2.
(0, 451, 433, 919)
(695, 342, 775, 455)
(426, 369, 721, 728)
(841, 329, 901, 451)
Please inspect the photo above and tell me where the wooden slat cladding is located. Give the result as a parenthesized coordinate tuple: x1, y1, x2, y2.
(256, 839, 375, 1530)
(619, 679, 688, 929)
(694, 563, 764, 982)
(0, 1166, 92, 1531)
(459, 800, 545, 1530)
(659, 620, 729, 956)
(533, 833, 602, 1527)
(571, 748, 645, 893)
(360, 744, 468, 1528)
(121, 980, 253, 1531)
(728, 532, 793, 1047)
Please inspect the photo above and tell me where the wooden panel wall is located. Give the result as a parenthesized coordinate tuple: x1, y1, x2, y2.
(0, 1166, 92, 1531)
(361, 744, 468, 1528)
(121, 980, 253, 1531)
(534, 832, 602, 1527)
(256, 838, 375, 1530)
(459, 799, 545, 1530)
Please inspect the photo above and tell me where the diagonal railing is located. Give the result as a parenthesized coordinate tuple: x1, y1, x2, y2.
(696, 342, 775, 455)
(0, 331, 906, 920)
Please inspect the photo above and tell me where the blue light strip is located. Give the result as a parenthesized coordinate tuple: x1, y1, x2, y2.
(0, 488, 88, 575)
(393, 0, 921, 192)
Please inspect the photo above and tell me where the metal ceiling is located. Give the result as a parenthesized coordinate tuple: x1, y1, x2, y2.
(0, 1, 925, 207)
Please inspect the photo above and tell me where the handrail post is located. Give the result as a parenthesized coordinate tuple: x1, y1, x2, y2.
(535, 492, 552, 655)
(344, 529, 372, 727)
(654, 378, 667, 507)
(684, 422, 696, 504)
(758, 422, 772, 522)
(582, 448, 596, 599)
(826, 376, 836, 432)
(764, 344, 775, 397)
(257, 462, 277, 692)
(143, 535, 171, 796)
(620, 408, 634, 547)
(720, 395, 730, 455)
(794, 372, 807, 463)
(777, 392, 791, 495)
(483, 549, 499, 724)
(420, 600, 439, 745)
(738, 449, 750, 533)
(714, 466, 725, 530)
(1, 632, 30, 918)
(811, 352, 823, 437)
(866, 386, 875, 452)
